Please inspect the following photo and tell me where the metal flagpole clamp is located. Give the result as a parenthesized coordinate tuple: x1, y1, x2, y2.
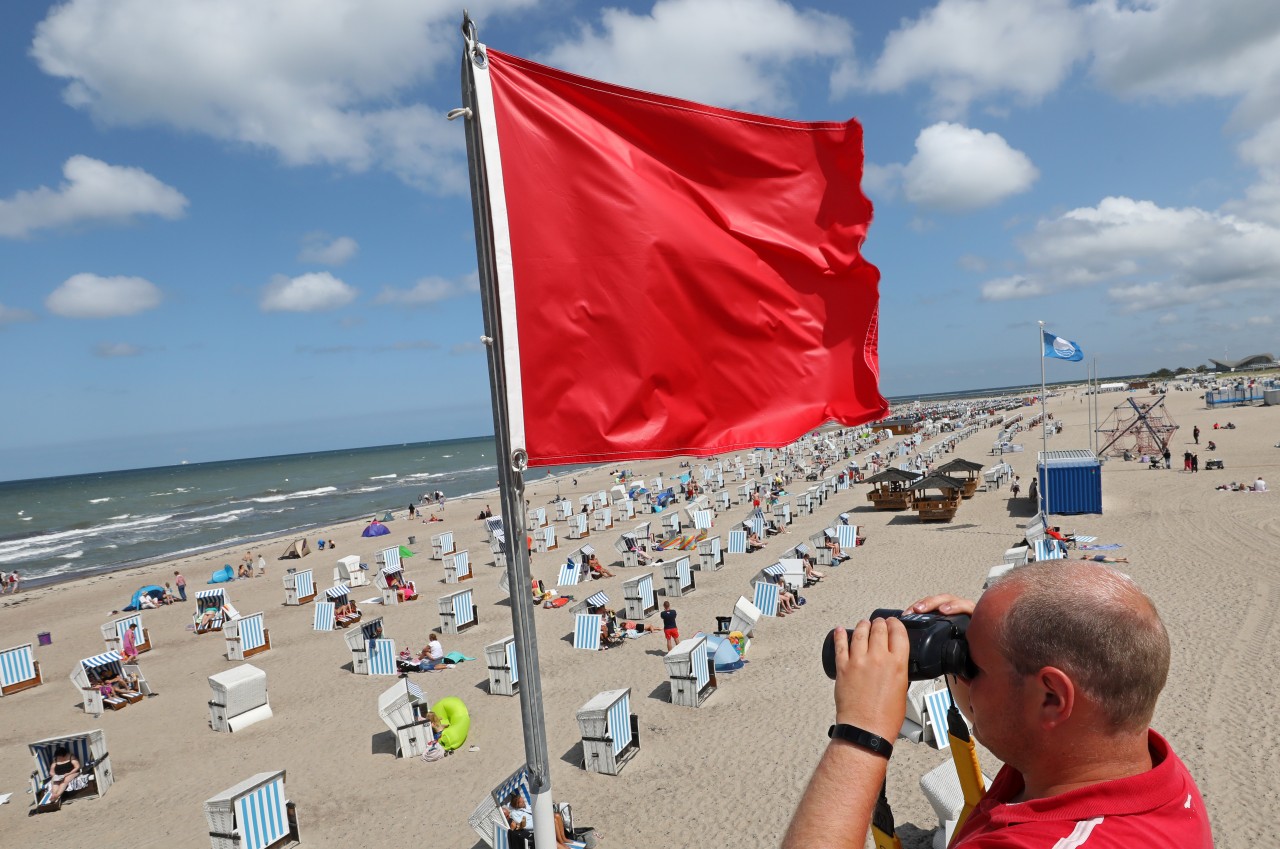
(461, 14, 486, 68)
(511, 449, 528, 473)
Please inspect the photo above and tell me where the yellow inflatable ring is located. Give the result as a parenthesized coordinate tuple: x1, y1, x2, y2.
(432, 696, 471, 751)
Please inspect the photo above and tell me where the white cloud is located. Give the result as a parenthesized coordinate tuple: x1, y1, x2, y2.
(902, 123, 1038, 211)
(861, 162, 902, 203)
(298, 233, 359, 265)
(0, 303, 36, 325)
(542, 0, 854, 112)
(30, 1, 532, 192)
(46, 273, 163, 318)
(375, 272, 478, 306)
(957, 254, 989, 272)
(981, 196, 1280, 306)
(1156, 312, 1179, 325)
(94, 341, 143, 358)
(858, 0, 1086, 117)
(261, 272, 357, 312)
(0, 155, 187, 238)
(1247, 314, 1273, 325)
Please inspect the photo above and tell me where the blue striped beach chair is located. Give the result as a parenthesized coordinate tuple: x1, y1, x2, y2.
(924, 687, 959, 750)
(753, 580, 780, 617)
(468, 765, 532, 848)
(567, 513, 589, 539)
(485, 635, 521, 696)
(71, 651, 151, 716)
(445, 549, 472, 583)
(772, 502, 791, 527)
(1033, 539, 1065, 561)
(576, 688, 639, 775)
(727, 530, 748, 555)
(593, 506, 613, 532)
(665, 635, 716, 708)
(1, 642, 43, 696)
(439, 587, 477, 635)
(573, 614, 602, 651)
(378, 557, 415, 605)
(368, 637, 398, 676)
(225, 611, 271, 661)
(536, 524, 558, 552)
(528, 506, 547, 528)
(836, 524, 859, 551)
(558, 560, 581, 587)
(690, 509, 714, 530)
(557, 499, 574, 521)
(29, 729, 112, 811)
(203, 770, 297, 849)
(662, 557, 695, 597)
(100, 613, 152, 655)
(697, 536, 722, 571)
(623, 573, 657, 619)
(282, 568, 315, 605)
(748, 514, 765, 538)
(344, 617, 387, 674)
(431, 530, 456, 559)
(378, 678, 433, 756)
(194, 589, 228, 633)
(313, 601, 336, 632)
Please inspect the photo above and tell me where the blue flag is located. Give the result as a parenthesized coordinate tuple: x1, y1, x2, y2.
(1043, 330, 1083, 361)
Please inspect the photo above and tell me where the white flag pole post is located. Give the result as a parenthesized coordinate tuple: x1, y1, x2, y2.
(1038, 321, 1050, 519)
(457, 16, 556, 849)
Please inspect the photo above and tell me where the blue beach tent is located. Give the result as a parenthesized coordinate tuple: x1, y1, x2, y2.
(207, 565, 234, 584)
(125, 585, 166, 611)
(362, 521, 390, 538)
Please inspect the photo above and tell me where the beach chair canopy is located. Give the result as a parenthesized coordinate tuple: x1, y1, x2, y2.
(325, 585, 349, 601)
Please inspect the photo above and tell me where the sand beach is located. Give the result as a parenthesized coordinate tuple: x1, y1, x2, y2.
(0, 386, 1274, 848)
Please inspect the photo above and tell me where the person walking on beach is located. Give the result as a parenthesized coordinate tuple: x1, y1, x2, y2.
(1193, 425, 1200, 444)
(121, 623, 140, 663)
(1192, 453, 1199, 473)
(660, 601, 680, 653)
(174, 571, 187, 602)
(1163, 447, 1171, 469)
(1010, 476, 1020, 499)
(4, 570, 18, 594)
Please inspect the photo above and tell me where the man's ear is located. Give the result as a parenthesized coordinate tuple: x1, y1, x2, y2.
(1035, 666, 1075, 729)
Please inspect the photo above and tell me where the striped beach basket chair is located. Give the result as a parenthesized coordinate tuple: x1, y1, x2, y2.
(431, 531, 456, 559)
(664, 635, 716, 708)
(282, 568, 315, 606)
(444, 549, 472, 583)
(468, 766, 531, 848)
(593, 506, 613, 532)
(527, 506, 547, 528)
(557, 499, 574, 521)
(662, 556, 695, 597)
(194, 589, 228, 633)
(344, 618, 387, 674)
(225, 611, 271, 661)
(690, 509, 714, 530)
(71, 651, 152, 716)
(748, 514, 765, 538)
(536, 525, 558, 552)
(29, 729, 112, 812)
(439, 587, 477, 635)
(697, 535, 722, 571)
(378, 678, 433, 757)
(573, 614, 602, 651)
(576, 688, 639, 775)
(923, 687, 960, 750)
(203, 770, 298, 849)
(1033, 539, 1065, 562)
(100, 613, 152, 655)
(835, 524, 859, 551)
(1, 643, 43, 696)
(567, 513, 589, 539)
(557, 560, 581, 587)
(367, 637, 398, 676)
(485, 635, 520, 696)
(312, 600, 336, 632)
(727, 530, 748, 555)
(623, 573, 658, 619)
(753, 580, 780, 617)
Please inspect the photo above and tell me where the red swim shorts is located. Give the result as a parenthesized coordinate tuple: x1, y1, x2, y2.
(664, 628, 679, 640)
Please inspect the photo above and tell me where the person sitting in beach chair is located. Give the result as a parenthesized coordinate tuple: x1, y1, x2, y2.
(600, 611, 625, 649)
(1045, 526, 1078, 548)
(771, 575, 800, 616)
(585, 554, 615, 579)
(196, 603, 223, 634)
(91, 667, 138, 702)
(821, 531, 849, 563)
(800, 554, 824, 584)
(40, 745, 89, 811)
(746, 531, 766, 553)
(335, 600, 362, 627)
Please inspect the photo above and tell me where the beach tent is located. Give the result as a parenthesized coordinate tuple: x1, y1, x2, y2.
(280, 538, 310, 559)
(207, 565, 234, 584)
(362, 521, 390, 538)
(702, 634, 745, 672)
(125, 585, 166, 611)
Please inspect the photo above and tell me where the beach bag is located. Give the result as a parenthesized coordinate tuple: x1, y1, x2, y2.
(420, 740, 446, 763)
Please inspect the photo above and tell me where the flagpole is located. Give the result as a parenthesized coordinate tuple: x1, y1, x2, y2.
(458, 16, 556, 849)
(1038, 321, 1050, 519)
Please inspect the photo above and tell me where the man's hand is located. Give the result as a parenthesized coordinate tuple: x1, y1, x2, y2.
(909, 594, 975, 617)
(830, 617, 909, 740)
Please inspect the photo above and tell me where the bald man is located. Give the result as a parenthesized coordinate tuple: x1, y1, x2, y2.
(783, 561, 1212, 848)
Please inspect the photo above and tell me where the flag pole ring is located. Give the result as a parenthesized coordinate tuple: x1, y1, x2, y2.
(511, 449, 529, 473)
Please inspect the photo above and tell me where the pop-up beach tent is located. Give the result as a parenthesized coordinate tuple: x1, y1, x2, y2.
(208, 565, 234, 584)
(125, 586, 166, 611)
(362, 521, 390, 538)
(280, 538, 311, 559)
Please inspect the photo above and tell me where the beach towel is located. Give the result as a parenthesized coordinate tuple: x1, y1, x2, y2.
(1077, 543, 1122, 550)
(442, 652, 476, 664)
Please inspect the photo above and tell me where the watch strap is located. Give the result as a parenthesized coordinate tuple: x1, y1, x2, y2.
(827, 723, 893, 759)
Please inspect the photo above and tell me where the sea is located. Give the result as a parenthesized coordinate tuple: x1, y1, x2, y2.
(0, 375, 1113, 590)
(0, 436, 587, 589)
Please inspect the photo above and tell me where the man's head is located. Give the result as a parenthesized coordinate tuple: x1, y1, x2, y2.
(982, 560, 1169, 733)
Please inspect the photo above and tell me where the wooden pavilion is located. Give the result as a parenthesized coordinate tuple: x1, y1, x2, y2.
(933, 457, 984, 499)
(908, 473, 966, 522)
(863, 468, 921, 511)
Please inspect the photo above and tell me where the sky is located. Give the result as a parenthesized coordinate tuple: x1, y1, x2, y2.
(4, 0, 1280, 481)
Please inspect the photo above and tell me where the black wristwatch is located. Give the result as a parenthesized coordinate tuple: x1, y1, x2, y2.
(828, 723, 893, 759)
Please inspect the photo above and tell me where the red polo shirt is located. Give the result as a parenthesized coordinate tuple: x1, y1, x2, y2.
(953, 731, 1212, 847)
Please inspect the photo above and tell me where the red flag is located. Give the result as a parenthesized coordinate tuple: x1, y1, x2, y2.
(476, 47, 886, 466)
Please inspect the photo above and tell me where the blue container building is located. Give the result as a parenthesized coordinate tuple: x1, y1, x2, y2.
(1037, 450, 1102, 515)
